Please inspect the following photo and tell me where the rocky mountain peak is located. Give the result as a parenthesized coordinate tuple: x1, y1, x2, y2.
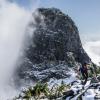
(15, 8, 91, 85)
(26, 8, 90, 64)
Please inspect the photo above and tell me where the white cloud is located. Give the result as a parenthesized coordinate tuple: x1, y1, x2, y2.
(83, 41, 100, 65)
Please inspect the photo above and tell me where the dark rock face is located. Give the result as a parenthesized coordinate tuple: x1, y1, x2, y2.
(26, 8, 90, 64)
(15, 8, 91, 85)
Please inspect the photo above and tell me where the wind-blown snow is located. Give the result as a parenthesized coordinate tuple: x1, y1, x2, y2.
(0, 0, 39, 99)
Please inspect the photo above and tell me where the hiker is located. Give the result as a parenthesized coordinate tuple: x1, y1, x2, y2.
(79, 62, 89, 84)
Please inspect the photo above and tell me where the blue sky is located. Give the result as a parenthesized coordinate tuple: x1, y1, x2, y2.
(12, 0, 100, 42)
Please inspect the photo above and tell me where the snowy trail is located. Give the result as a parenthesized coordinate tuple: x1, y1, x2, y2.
(66, 79, 100, 100)
(71, 80, 91, 100)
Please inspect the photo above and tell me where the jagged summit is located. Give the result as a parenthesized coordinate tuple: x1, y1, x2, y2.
(16, 8, 91, 84)
(26, 8, 90, 64)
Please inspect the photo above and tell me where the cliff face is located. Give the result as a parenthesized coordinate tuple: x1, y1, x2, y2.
(15, 8, 91, 85)
(26, 8, 90, 64)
